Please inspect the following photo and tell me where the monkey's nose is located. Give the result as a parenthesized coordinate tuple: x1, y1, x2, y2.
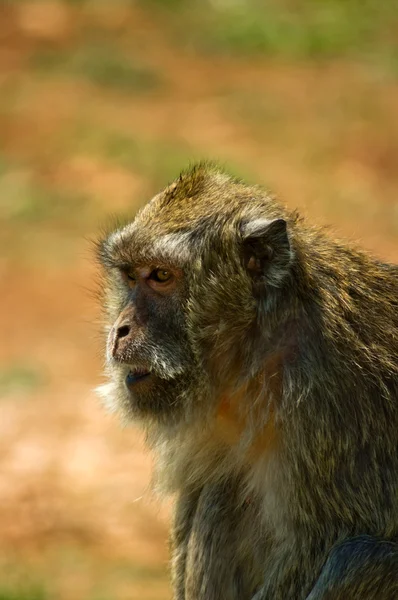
(111, 322, 132, 360)
(116, 324, 130, 340)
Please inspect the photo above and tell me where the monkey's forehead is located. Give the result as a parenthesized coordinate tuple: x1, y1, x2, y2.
(99, 166, 284, 268)
(101, 223, 195, 268)
(100, 202, 231, 270)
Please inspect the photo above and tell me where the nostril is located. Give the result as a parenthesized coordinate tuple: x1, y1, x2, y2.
(117, 325, 130, 339)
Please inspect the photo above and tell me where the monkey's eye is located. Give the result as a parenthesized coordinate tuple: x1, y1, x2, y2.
(121, 269, 137, 287)
(150, 268, 172, 283)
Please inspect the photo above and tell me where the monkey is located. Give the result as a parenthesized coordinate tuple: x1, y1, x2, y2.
(96, 163, 398, 599)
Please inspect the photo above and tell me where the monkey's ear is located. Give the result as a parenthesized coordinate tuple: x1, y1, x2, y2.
(241, 218, 292, 288)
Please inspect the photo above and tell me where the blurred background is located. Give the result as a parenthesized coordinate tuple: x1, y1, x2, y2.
(0, 0, 397, 598)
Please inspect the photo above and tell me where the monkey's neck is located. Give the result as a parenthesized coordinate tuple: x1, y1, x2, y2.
(150, 356, 284, 496)
(214, 357, 282, 462)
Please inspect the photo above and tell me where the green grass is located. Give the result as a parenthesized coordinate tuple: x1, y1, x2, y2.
(0, 157, 89, 224)
(68, 121, 200, 193)
(144, 0, 398, 68)
(0, 365, 45, 396)
(0, 585, 46, 600)
(65, 116, 258, 199)
(21, 1, 398, 74)
(31, 42, 161, 93)
(0, 547, 169, 600)
(0, 590, 45, 600)
(0, 176, 88, 223)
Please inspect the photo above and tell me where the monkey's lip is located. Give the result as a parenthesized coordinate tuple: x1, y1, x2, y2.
(126, 369, 152, 388)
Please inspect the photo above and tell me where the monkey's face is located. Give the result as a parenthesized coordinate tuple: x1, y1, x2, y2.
(97, 169, 293, 427)
(98, 235, 204, 425)
(96, 197, 226, 427)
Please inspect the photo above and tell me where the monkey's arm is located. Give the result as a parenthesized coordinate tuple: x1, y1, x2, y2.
(182, 481, 245, 600)
(305, 536, 398, 600)
(170, 488, 202, 600)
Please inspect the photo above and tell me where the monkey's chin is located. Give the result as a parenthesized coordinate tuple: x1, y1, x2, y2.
(122, 370, 194, 424)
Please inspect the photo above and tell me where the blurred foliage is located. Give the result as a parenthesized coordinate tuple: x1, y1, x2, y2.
(69, 123, 197, 192)
(31, 42, 161, 93)
(0, 549, 169, 600)
(0, 585, 46, 600)
(23, 0, 398, 68)
(0, 365, 45, 396)
(144, 0, 398, 68)
(0, 159, 88, 224)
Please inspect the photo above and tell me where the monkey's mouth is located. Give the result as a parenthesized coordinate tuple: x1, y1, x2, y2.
(126, 369, 152, 388)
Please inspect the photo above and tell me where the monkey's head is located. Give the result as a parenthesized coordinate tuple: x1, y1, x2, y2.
(97, 164, 295, 429)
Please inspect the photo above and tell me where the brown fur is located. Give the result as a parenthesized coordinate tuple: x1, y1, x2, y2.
(215, 355, 281, 459)
(97, 163, 398, 599)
